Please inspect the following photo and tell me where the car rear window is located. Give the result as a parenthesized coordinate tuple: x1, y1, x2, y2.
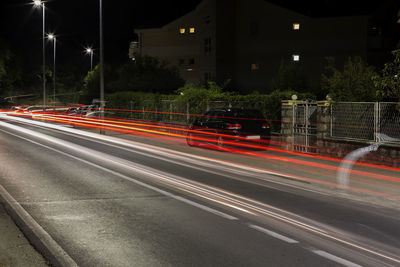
(228, 110, 264, 119)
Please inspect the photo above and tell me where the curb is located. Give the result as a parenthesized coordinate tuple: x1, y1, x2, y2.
(0, 184, 78, 267)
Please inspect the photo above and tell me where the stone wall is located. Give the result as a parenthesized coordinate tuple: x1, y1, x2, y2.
(281, 100, 400, 167)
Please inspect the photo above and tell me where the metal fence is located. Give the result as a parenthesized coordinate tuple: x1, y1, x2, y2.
(126, 100, 252, 125)
(330, 102, 400, 144)
(293, 102, 318, 153)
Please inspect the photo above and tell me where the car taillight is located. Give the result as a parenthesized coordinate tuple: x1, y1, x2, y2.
(226, 123, 242, 130)
(262, 123, 270, 129)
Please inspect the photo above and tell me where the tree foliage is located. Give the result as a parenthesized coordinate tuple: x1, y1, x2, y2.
(271, 60, 309, 93)
(82, 55, 184, 103)
(372, 49, 400, 101)
(0, 40, 13, 93)
(321, 57, 378, 101)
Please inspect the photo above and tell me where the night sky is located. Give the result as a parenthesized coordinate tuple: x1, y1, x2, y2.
(0, 0, 201, 70)
(0, 0, 396, 71)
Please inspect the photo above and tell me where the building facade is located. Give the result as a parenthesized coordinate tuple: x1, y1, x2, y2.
(130, 0, 374, 92)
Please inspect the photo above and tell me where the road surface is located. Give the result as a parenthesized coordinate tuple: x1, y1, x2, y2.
(0, 115, 399, 266)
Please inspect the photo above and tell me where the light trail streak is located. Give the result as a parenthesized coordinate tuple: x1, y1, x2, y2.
(1, 120, 398, 264)
(31, 112, 400, 173)
(3, 111, 393, 166)
(34, 114, 400, 184)
(2, 114, 399, 199)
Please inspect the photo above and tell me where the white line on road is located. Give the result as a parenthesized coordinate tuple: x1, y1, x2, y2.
(0, 125, 239, 222)
(0, 114, 328, 196)
(248, 224, 299, 244)
(1, 120, 399, 265)
(312, 250, 362, 267)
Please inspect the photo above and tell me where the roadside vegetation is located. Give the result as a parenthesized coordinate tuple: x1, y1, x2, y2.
(1, 33, 399, 109)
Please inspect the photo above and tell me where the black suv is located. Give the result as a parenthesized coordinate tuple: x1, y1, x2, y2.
(186, 108, 271, 148)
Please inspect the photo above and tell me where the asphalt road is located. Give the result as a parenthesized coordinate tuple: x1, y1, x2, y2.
(0, 116, 399, 266)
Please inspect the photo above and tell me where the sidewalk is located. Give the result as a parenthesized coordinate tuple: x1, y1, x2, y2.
(0, 203, 48, 267)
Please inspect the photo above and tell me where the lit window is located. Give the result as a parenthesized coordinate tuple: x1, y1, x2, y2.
(293, 23, 300, 30)
(292, 55, 300, 61)
(189, 27, 195, 33)
(251, 64, 260, 71)
(179, 28, 185, 34)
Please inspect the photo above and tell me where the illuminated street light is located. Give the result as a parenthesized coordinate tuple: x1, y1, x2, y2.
(48, 33, 56, 106)
(33, 0, 46, 111)
(85, 47, 94, 71)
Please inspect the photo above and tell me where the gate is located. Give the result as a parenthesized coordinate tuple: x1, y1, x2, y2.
(292, 100, 317, 153)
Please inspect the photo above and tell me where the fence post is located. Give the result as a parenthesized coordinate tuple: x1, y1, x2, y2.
(330, 104, 333, 138)
(305, 102, 309, 152)
(374, 102, 379, 142)
(292, 103, 295, 149)
(130, 100, 133, 118)
(170, 101, 173, 122)
(186, 102, 190, 124)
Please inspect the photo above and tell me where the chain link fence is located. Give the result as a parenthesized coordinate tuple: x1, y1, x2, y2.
(125, 100, 257, 125)
(379, 102, 400, 142)
(331, 102, 376, 141)
(330, 102, 400, 144)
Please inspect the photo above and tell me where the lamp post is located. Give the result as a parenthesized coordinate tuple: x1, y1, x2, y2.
(86, 47, 94, 71)
(33, 0, 46, 111)
(48, 33, 56, 106)
(99, 0, 105, 133)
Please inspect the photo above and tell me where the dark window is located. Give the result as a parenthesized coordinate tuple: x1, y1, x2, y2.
(189, 58, 195, 65)
(205, 15, 211, 24)
(227, 109, 264, 119)
(204, 37, 212, 54)
(249, 21, 259, 36)
(179, 59, 185, 65)
(204, 72, 212, 82)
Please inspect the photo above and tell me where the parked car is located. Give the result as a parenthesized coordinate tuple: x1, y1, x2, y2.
(186, 108, 271, 149)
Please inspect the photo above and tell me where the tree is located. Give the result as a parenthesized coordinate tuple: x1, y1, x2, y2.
(321, 57, 378, 101)
(82, 65, 100, 103)
(373, 49, 400, 101)
(108, 56, 184, 94)
(82, 56, 184, 103)
(0, 40, 13, 94)
(271, 60, 309, 94)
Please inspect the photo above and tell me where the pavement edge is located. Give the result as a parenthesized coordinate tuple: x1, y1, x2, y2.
(0, 184, 78, 267)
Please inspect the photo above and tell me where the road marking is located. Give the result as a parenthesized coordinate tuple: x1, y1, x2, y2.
(312, 250, 362, 267)
(173, 196, 238, 220)
(1, 121, 400, 265)
(0, 114, 327, 194)
(248, 224, 299, 244)
(0, 126, 238, 222)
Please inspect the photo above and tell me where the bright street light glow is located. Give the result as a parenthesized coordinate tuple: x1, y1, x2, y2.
(47, 33, 54, 40)
(86, 48, 93, 53)
(33, 0, 42, 6)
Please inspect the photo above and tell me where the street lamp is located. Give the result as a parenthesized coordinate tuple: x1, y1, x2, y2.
(85, 47, 94, 71)
(99, 0, 105, 133)
(48, 33, 56, 106)
(33, 0, 46, 111)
